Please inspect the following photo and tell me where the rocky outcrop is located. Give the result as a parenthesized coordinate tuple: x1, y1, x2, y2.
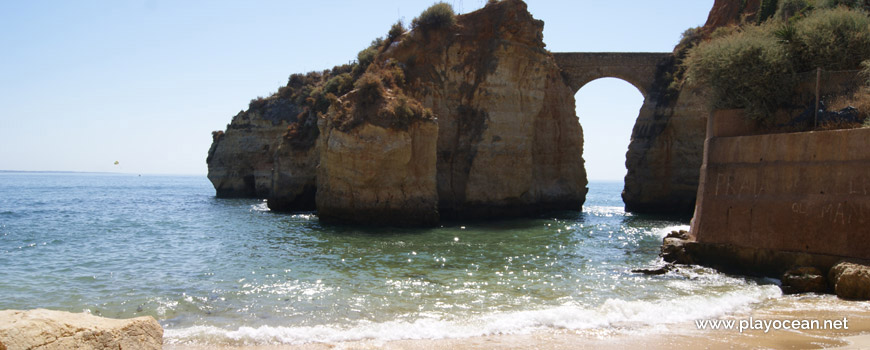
(622, 0, 773, 216)
(208, 0, 587, 224)
(829, 262, 870, 300)
(661, 230, 696, 265)
(781, 267, 828, 295)
(703, 0, 761, 30)
(207, 105, 300, 198)
(0, 309, 162, 350)
(267, 136, 318, 212)
(316, 118, 439, 226)
(208, 68, 331, 203)
(623, 84, 708, 215)
(386, 0, 587, 219)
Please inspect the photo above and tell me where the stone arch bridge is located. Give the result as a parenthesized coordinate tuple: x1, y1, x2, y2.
(552, 52, 705, 216)
(552, 52, 672, 97)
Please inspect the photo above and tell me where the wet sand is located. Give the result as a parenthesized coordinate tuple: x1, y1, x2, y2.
(165, 296, 870, 350)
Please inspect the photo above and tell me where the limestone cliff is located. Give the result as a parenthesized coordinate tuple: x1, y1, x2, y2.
(207, 104, 298, 198)
(703, 0, 761, 30)
(384, 0, 587, 219)
(207, 66, 344, 206)
(207, 0, 587, 224)
(621, 0, 764, 215)
(316, 117, 439, 226)
(623, 85, 708, 215)
(267, 135, 318, 212)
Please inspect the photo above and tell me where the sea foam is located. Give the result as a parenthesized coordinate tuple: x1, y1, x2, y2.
(164, 282, 781, 345)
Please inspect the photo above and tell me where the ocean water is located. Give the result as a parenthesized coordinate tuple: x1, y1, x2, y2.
(0, 173, 784, 345)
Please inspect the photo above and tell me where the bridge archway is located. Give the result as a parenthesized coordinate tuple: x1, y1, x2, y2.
(575, 78, 644, 183)
(553, 52, 671, 98)
(553, 51, 703, 215)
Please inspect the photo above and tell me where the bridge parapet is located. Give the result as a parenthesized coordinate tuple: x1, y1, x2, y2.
(552, 52, 672, 98)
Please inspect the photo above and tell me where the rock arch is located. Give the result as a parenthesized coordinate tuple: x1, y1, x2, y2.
(553, 52, 705, 216)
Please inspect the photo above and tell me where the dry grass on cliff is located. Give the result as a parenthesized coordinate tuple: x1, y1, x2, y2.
(331, 66, 433, 132)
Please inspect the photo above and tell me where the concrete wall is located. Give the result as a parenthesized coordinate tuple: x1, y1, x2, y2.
(690, 119, 870, 264)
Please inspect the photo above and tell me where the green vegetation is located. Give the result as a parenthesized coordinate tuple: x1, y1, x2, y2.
(684, 4, 870, 121)
(793, 7, 870, 71)
(354, 73, 386, 106)
(686, 25, 795, 120)
(411, 2, 456, 30)
(664, 26, 705, 98)
(243, 1, 452, 137)
(354, 38, 384, 76)
(387, 21, 405, 43)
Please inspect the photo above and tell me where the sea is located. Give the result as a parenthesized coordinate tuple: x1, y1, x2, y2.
(0, 172, 790, 345)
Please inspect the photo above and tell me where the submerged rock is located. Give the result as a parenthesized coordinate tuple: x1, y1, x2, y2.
(632, 264, 674, 275)
(0, 309, 162, 350)
(829, 261, 870, 300)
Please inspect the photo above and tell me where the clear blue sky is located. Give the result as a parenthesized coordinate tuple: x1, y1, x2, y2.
(0, 0, 713, 179)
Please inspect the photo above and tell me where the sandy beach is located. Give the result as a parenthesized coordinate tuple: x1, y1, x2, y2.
(164, 296, 870, 350)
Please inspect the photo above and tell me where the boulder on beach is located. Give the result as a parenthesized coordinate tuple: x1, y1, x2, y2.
(0, 309, 162, 350)
(829, 261, 870, 300)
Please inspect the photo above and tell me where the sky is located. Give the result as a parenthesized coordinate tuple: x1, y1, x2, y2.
(0, 0, 714, 179)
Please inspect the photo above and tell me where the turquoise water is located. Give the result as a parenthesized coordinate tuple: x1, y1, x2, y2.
(0, 173, 781, 345)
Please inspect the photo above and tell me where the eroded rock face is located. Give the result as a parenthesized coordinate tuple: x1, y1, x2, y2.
(267, 137, 318, 212)
(704, 0, 761, 30)
(0, 309, 162, 350)
(316, 119, 439, 226)
(624, 85, 708, 215)
(387, 0, 587, 218)
(209, 0, 586, 224)
(207, 106, 300, 198)
(830, 261, 870, 300)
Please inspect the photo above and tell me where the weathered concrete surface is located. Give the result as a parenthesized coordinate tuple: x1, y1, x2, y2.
(554, 53, 707, 215)
(690, 126, 870, 272)
(0, 309, 163, 350)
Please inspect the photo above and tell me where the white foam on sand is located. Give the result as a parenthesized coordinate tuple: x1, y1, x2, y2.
(164, 282, 780, 346)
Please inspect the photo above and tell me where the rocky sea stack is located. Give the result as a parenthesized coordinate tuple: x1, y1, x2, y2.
(207, 0, 587, 226)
